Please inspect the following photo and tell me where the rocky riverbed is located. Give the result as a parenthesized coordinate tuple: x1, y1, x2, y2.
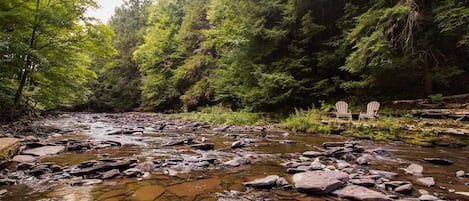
(0, 113, 468, 201)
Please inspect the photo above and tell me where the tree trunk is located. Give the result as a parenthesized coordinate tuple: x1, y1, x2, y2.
(14, 0, 40, 106)
(422, 55, 432, 97)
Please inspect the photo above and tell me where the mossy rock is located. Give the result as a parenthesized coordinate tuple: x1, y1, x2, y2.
(0, 138, 20, 161)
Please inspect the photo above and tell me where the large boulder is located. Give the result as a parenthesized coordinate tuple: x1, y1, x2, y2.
(293, 171, 349, 194)
(333, 185, 391, 201)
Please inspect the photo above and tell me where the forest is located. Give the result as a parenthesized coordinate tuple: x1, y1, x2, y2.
(1, 0, 468, 119)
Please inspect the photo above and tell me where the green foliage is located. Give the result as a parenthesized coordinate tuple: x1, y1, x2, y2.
(280, 109, 333, 133)
(428, 93, 445, 105)
(172, 105, 264, 126)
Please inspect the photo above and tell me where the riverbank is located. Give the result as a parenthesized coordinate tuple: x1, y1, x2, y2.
(171, 107, 469, 147)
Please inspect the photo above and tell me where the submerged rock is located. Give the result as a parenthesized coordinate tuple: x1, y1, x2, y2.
(423, 158, 453, 165)
(333, 185, 391, 201)
(224, 157, 251, 167)
(293, 171, 349, 194)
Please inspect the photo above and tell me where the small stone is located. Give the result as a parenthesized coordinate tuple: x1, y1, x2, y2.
(310, 161, 323, 170)
(404, 164, 423, 175)
(350, 178, 376, 187)
(100, 169, 120, 179)
(302, 151, 324, 158)
(448, 189, 455, 193)
(71, 179, 103, 186)
(456, 170, 465, 177)
(224, 157, 251, 167)
(231, 141, 245, 149)
(395, 183, 413, 194)
(369, 170, 398, 179)
(0, 189, 7, 196)
(418, 194, 439, 201)
(123, 168, 142, 177)
(418, 189, 429, 195)
(416, 177, 435, 187)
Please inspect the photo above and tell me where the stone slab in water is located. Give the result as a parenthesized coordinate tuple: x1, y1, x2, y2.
(131, 185, 165, 201)
(293, 171, 349, 194)
(333, 185, 391, 201)
(21, 145, 65, 156)
(243, 175, 279, 188)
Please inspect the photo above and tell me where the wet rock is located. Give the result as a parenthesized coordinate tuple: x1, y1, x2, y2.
(136, 161, 155, 173)
(276, 177, 290, 188)
(350, 179, 376, 187)
(293, 171, 349, 194)
(29, 165, 50, 176)
(70, 179, 103, 186)
(11, 155, 37, 163)
(0, 138, 20, 160)
(163, 168, 178, 176)
(224, 157, 251, 167)
(123, 168, 142, 177)
(0, 189, 7, 196)
(369, 170, 398, 179)
(0, 179, 16, 185)
(456, 170, 465, 177)
(302, 151, 324, 158)
(356, 154, 374, 165)
(106, 129, 123, 135)
(403, 164, 423, 175)
(243, 175, 279, 188)
(231, 141, 245, 149)
(70, 158, 137, 176)
(366, 148, 393, 158)
(99, 169, 120, 179)
(455, 192, 469, 197)
(161, 138, 194, 147)
(286, 166, 310, 174)
(22, 145, 65, 156)
(189, 143, 215, 151)
(395, 183, 413, 194)
(423, 158, 453, 165)
(322, 142, 346, 148)
(418, 194, 439, 201)
(310, 160, 323, 170)
(66, 141, 92, 151)
(336, 160, 351, 169)
(416, 177, 435, 187)
(333, 185, 392, 201)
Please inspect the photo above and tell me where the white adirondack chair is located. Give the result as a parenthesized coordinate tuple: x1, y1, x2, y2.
(359, 101, 380, 120)
(335, 101, 352, 120)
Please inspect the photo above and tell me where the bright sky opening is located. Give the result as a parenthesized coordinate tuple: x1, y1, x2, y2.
(86, 0, 125, 23)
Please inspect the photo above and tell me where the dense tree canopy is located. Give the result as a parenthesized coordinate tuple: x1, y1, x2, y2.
(0, 0, 114, 119)
(1, 0, 467, 117)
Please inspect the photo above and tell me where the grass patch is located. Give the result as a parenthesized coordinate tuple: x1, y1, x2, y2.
(170, 105, 267, 126)
(280, 109, 338, 134)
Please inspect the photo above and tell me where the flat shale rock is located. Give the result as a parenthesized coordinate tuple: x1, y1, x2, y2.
(333, 185, 392, 201)
(243, 175, 279, 188)
(293, 171, 349, 194)
(11, 155, 37, 163)
(22, 145, 65, 156)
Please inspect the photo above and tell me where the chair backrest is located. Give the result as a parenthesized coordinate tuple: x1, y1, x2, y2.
(336, 101, 348, 114)
(366, 101, 380, 115)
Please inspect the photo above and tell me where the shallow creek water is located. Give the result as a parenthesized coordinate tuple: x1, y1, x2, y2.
(2, 113, 469, 201)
